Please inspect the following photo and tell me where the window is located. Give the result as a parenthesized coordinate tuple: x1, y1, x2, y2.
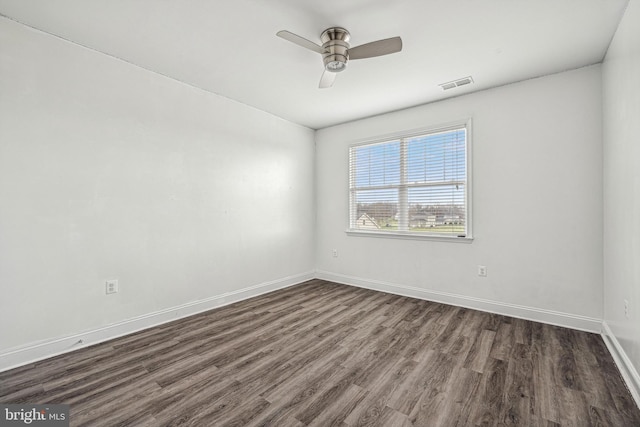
(348, 120, 471, 240)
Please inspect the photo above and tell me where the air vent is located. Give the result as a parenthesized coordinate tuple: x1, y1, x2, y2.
(439, 76, 474, 91)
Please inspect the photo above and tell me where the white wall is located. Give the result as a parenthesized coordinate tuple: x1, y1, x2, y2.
(603, 0, 640, 399)
(316, 66, 603, 329)
(0, 18, 315, 359)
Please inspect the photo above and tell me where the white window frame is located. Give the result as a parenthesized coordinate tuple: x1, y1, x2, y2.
(347, 118, 473, 242)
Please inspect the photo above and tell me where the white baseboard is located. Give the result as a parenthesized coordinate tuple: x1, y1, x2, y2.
(0, 271, 315, 373)
(0, 270, 607, 374)
(315, 270, 602, 333)
(601, 321, 640, 408)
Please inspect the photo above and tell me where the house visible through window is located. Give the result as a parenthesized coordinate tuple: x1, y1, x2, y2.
(348, 120, 471, 239)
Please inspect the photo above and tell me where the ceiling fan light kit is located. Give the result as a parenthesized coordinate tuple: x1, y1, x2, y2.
(277, 27, 402, 88)
(320, 27, 350, 73)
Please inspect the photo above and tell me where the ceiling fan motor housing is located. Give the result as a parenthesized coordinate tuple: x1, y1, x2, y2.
(321, 27, 350, 72)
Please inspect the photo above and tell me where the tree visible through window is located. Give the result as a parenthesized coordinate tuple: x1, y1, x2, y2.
(349, 121, 470, 238)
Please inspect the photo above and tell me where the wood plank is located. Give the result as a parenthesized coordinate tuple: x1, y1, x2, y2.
(463, 328, 496, 373)
(469, 357, 508, 425)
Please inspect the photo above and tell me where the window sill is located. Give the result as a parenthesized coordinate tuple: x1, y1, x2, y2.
(346, 229, 474, 243)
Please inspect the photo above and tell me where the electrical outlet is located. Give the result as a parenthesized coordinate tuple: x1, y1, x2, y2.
(624, 299, 629, 319)
(332, 249, 338, 258)
(477, 265, 487, 277)
(105, 279, 119, 295)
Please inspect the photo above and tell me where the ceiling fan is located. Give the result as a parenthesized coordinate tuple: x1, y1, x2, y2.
(276, 27, 402, 88)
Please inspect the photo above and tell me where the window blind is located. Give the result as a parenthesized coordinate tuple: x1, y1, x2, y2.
(349, 124, 468, 237)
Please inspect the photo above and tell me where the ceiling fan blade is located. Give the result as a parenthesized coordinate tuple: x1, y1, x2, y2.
(276, 30, 324, 54)
(319, 70, 337, 88)
(348, 36, 402, 60)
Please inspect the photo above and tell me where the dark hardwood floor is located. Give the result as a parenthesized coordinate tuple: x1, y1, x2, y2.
(1, 279, 639, 426)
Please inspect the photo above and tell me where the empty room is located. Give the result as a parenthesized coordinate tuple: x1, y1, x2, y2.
(1, 1, 639, 426)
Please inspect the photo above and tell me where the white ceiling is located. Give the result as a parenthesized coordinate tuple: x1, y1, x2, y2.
(0, 0, 629, 129)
